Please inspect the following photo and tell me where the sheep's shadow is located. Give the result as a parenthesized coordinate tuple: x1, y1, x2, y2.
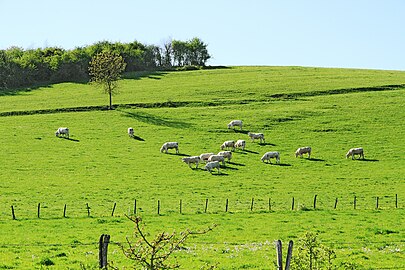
(263, 162, 292, 167)
(306, 158, 325, 162)
(221, 166, 239, 171)
(258, 142, 276, 146)
(230, 129, 249, 134)
(59, 137, 80, 142)
(164, 152, 189, 157)
(132, 135, 145, 141)
(227, 161, 246, 166)
(356, 158, 379, 162)
(210, 172, 228, 176)
(241, 149, 259, 154)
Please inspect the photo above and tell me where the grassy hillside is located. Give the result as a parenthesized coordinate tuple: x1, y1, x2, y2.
(0, 66, 404, 269)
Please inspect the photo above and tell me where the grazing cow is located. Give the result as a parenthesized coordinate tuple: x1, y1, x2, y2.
(160, 142, 179, 154)
(205, 161, 221, 173)
(235, 139, 246, 150)
(208, 154, 226, 166)
(218, 151, 232, 162)
(55, 127, 69, 138)
(295, 147, 311, 158)
(346, 148, 364, 160)
(181, 156, 201, 169)
(227, 120, 243, 130)
(199, 153, 215, 163)
(248, 132, 265, 143)
(261, 151, 280, 164)
(221, 140, 235, 151)
(128, 127, 134, 137)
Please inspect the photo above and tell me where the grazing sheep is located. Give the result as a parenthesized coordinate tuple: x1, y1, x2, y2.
(205, 161, 221, 173)
(181, 156, 201, 168)
(208, 154, 226, 166)
(128, 127, 134, 137)
(248, 132, 265, 143)
(218, 151, 232, 162)
(235, 139, 246, 150)
(55, 127, 69, 138)
(160, 142, 179, 154)
(199, 153, 215, 163)
(346, 148, 364, 160)
(261, 151, 280, 164)
(295, 147, 311, 158)
(221, 140, 235, 151)
(227, 120, 243, 130)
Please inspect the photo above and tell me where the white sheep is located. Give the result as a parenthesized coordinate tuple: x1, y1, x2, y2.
(248, 132, 265, 143)
(261, 151, 280, 164)
(208, 154, 226, 166)
(218, 151, 232, 162)
(295, 147, 311, 158)
(346, 148, 364, 159)
(199, 153, 215, 163)
(160, 142, 179, 154)
(55, 127, 69, 138)
(205, 161, 221, 173)
(227, 120, 243, 130)
(128, 127, 134, 137)
(181, 156, 201, 168)
(235, 139, 246, 150)
(220, 140, 235, 151)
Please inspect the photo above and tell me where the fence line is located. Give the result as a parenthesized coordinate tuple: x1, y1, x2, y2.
(2, 194, 401, 220)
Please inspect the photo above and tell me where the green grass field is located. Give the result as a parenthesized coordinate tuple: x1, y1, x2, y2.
(0, 66, 404, 269)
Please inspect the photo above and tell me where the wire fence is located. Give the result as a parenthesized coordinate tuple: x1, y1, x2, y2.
(0, 194, 401, 220)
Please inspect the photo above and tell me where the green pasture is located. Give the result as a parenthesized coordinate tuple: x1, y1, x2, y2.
(0, 66, 404, 269)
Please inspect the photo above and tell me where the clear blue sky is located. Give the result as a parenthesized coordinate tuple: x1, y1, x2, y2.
(1, 0, 405, 70)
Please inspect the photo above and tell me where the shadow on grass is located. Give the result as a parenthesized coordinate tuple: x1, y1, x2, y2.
(121, 111, 193, 129)
(306, 158, 325, 162)
(263, 162, 292, 167)
(258, 142, 276, 146)
(356, 158, 379, 162)
(164, 152, 190, 157)
(222, 166, 239, 171)
(210, 172, 228, 176)
(227, 161, 245, 166)
(59, 137, 80, 142)
(132, 135, 145, 141)
(230, 129, 249, 134)
(241, 149, 259, 154)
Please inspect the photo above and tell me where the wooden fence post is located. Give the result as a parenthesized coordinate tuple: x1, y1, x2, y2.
(134, 199, 137, 215)
(334, 198, 338, 209)
(111, 202, 116, 217)
(205, 198, 208, 213)
(179, 199, 182, 214)
(376, 197, 379, 209)
(285, 240, 294, 270)
(313, 195, 317, 209)
(11, 205, 16, 220)
(86, 203, 91, 217)
(37, 203, 41, 218)
(157, 200, 160, 215)
(99, 234, 110, 269)
(291, 197, 295, 211)
(395, 194, 398, 208)
(225, 199, 229, 212)
(354, 196, 357, 210)
(268, 198, 271, 211)
(276, 240, 283, 270)
(63, 204, 67, 218)
(250, 198, 254, 211)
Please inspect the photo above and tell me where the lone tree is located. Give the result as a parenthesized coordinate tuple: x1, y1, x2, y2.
(88, 50, 126, 109)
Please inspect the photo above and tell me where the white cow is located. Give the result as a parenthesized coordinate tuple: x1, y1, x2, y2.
(221, 140, 235, 151)
(55, 127, 69, 138)
(218, 151, 232, 162)
(128, 127, 134, 137)
(199, 153, 215, 163)
(208, 154, 226, 166)
(295, 147, 311, 158)
(346, 148, 364, 159)
(248, 132, 265, 143)
(227, 120, 243, 130)
(261, 151, 280, 164)
(235, 139, 246, 150)
(181, 156, 201, 168)
(160, 142, 179, 154)
(205, 161, 221, 173)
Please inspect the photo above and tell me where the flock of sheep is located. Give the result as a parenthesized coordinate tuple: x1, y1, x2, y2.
(151, 120, 364, 174)
(54, 121, 364, 174)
